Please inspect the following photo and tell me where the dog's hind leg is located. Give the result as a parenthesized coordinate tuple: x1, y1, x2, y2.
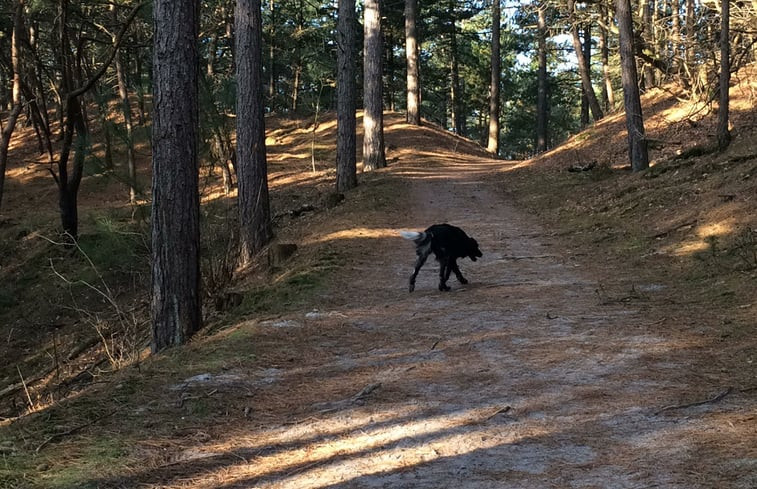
(450, 259, 468, 285)
(409, 247, 432, 292)
(438, 257, 451, 291)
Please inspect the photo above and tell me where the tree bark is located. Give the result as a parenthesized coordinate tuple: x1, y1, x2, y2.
(567, 0, 603, 122)
(617, 0, 649, 171)
(151, 0, 202, 352)
(486, 0, 501, 155)
(536, 2, 548, 152)
(236, 0, 273, 264)
(363, 0, 386, 171)
(336, 0, 357, 191)
(717, 0, 730, 150)
(404, 0, 420, 124)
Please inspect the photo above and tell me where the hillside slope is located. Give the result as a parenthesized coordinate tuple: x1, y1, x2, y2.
(0, 67, 754, 488)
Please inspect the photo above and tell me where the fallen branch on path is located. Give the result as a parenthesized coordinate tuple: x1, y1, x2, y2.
(655, 387, 733, 415)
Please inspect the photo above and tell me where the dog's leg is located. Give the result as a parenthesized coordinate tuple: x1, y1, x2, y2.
(438, 257, 451, 291)
(450, 259, 468, 285)
(409, 246, 431, 292)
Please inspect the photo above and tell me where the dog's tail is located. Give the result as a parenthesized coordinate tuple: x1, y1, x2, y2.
(399, 230, 428, 243)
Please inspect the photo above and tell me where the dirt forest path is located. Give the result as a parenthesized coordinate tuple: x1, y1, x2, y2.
(148, 146, 754, 489)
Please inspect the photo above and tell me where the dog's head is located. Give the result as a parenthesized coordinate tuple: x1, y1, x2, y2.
(467, 237, 483, 261)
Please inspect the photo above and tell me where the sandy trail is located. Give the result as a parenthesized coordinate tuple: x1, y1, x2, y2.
(149, 154, 754, 489)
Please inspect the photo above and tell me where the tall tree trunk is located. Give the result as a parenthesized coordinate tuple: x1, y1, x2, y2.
(641, 0, 655, 89)
(336, 0, 357, 191)
(112, 5, 137, 204)
(268, 0, 276, 106)
(567, 0, 604, 122)
(0, 0, 24, 210)
(449, 14, 464, 135)
(236, 0, 273, 264)
(135, 53, 146, 125)
(404, 0, 420, 124)
(717, 0, 731, 150)
(670, 0, 682, 71)
(151, 0, 202, 352)
(536, 2, 548, 152)
(363, 0, 386, 171)
(385, 28, 396, 112)
(580, 24, 591, 127)
(684, 0, 696, 83)
(617, 0, 649, 171)
(599, 1, 614, 112)
(487, 0, 501, 155)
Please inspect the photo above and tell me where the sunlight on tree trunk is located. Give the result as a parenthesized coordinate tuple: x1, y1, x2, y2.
(404, 0, 420, 125)
(486, 0, 501, 155)
(567, 0, 603, 122)
(617, 0, 649, 172)
(236, 0, 273, 265)
(363, 0, 386, 172)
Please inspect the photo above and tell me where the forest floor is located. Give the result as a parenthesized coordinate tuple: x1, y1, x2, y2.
(0, 68, 756, 488)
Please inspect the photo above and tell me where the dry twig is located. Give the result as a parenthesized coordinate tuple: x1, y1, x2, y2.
(655, 387, 733, 415)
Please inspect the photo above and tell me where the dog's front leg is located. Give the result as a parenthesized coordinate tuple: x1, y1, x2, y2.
(409, 248, 431, 292)
(450, 260, 468, 285)
(438, 257, 451, 291)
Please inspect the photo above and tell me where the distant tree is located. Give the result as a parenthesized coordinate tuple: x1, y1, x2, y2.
(448, 0, 464, 135)
(51, 0, 143, 239)
(363, 0, 386, 171)
(236, 0, 273, 264)
(535, 1, 548, 152)
(566, 0, 603, 122)
(110, 5, 137, 204)
(616, 0, 649, 171)
(598, 1, 614, 112)
(717, 0, 731, 150)
(151, 0, 202, 352)
(404, 0, 421, 125)
(487, 0, 501, 155)
(336, 0, 357, 191)
(0, 0, 24, 211)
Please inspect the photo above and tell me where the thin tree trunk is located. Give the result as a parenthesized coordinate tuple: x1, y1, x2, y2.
(236, 0, 273, 264)
(684, 0, 695, 83)
(641, 0, 655, 88)
(486, 0, 500, 155)
(536, 2, 548, 152)
(363, 0, 386, 171)
(151, 0, 202, 352)
(449, 13, 464, 135)
(717, 0, 730, 150)
(599, 1, 614, 112)
(336, 0, 357, 191)
(580, 24, 591, 127)
(112, 5, 137, 204)
(0, 0, 24, 210)
(567, 0, 604, 122)
(404, 0, 420, 124)
(384, 28, 395, 111)
(617, 0, 649, 171)
(268, 0, 275, 105)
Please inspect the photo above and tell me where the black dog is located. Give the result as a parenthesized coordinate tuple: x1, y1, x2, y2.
(400, 224, 482, 292)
